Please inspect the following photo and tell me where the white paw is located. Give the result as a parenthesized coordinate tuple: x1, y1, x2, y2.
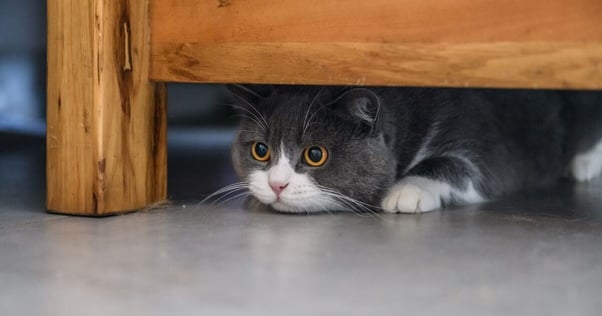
(570, 138, 602, 182)
(381, 178, 443, 213)
(571, 153, 602, 182)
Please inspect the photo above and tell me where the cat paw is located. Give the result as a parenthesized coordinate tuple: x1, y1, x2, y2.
(570, 152, 602, 182)
(381, 177, 442, 213)
(570, 139, 602, 182)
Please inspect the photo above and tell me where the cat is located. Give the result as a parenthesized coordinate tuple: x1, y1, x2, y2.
(226, 85, 602, 214)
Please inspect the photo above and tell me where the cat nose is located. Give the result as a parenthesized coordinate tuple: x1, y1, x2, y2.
(269, 181, 289, 195)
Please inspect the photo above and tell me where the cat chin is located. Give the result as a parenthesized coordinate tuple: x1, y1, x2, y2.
(269, 200, 323, 213)
(248, 193, 310, 213)
(251, 193, 326, 213)
(270, 201, 304, 213)
(269, 199, 338, 213)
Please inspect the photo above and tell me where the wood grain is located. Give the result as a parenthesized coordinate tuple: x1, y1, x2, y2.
(152, 0, 602, 43)
(152, 42, 602, 89)
(48, 0, 167, 216)
(150, 0, 602, 89)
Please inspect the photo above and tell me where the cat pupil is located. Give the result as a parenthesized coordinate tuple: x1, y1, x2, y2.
(255, 143, 268, 157)
(308, 147, 322, 162)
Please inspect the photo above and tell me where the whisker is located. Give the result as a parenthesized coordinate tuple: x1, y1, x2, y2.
(244, 102, 270, 130)
(212, 192, 252, 208)
(318, 186, 383, 210)
(199, 182, 249, 207)
(232, 112, 263, 127)
(303, 107, 323, 136)
(203, 182, 248, 196)
(208, 188, 249, 207)
(327, 196, 371, 217)
(317, 190, 363, 213)
(335, 197, 383, 218)
(231, 99, 269, 132)
(236, 129, 263, 134)
(232, 106, 268, 132)
(231, 104, 265, 127)
(316, 185, 384, 219)
(302, 88, 324, 137)
(337, 198, 376, 218)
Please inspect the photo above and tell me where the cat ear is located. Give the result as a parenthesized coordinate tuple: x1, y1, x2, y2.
(331, 88, 381, 126)
(226, 84, 272, 106)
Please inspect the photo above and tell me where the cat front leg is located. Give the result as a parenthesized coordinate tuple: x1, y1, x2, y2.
(382, 157, 485, 213)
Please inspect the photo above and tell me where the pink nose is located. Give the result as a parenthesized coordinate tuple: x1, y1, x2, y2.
(269, 181, 289, 195)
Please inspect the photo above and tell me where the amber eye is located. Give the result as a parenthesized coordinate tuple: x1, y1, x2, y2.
(303, 146, 328, 167)
(251, 142, 271, 162)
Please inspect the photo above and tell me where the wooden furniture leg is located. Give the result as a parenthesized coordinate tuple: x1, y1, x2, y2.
(47, 0, 167, 216)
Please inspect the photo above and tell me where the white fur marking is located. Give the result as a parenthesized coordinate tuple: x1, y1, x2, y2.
(248, 145, 339, 213)
(382, 176, 484, 213)
(268, 148, 294, 185)
(248, 171, 275, 202)
(570, 138, 602, 182)
(460, 181, 485, 204)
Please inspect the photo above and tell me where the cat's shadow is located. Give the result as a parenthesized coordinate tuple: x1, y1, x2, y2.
(244, 198, 349, 217)
(457, 179, 602, 220)
(243, 179, 602, 221)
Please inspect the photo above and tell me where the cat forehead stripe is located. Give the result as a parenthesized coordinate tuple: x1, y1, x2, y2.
(277, 142, 290, 165)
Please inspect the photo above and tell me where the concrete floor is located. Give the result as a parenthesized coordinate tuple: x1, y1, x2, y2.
(1, 132, 602, 316)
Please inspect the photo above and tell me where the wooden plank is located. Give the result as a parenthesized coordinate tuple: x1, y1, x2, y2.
(150, 0, 602, 89)
(47, 0, 167, 216)
(152, 42, 602, 89)
(152, 0, 602, 43)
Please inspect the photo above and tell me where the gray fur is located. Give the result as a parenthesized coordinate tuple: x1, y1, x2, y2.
(229, 85, 602, 212)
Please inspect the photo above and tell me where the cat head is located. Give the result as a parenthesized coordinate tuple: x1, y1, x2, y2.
(229, 85, 396, 213)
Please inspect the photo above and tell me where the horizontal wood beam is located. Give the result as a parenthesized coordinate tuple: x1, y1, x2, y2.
(150, 0, 602, 89)
(151, 0, 602, 43)
(151, 42, 602, 89)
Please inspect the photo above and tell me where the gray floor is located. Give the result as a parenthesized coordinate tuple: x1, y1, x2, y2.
(1, 132, 602, 316)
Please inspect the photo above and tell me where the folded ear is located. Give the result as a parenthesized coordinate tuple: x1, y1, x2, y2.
(226, 84, 273, 106)
(331, 88, 381, 126)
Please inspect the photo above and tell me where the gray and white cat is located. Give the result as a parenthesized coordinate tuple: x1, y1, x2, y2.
(227, 85, 602, 214)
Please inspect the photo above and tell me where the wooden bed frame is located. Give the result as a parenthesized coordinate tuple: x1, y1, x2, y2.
(47, 0, 602, 216)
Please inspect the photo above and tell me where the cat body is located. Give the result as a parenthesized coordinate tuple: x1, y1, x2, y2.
(229, 85, 602, 213)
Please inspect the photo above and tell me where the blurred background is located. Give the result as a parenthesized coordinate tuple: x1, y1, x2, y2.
(0, 0, 46, 133)
(0, 0, 240, 203)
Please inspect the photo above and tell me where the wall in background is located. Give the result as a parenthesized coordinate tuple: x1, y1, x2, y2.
(0, 1, 234, 135)
(0, 0, 46, 132)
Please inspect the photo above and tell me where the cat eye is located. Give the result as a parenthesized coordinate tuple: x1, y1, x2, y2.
(303, 146, 328, 167)
(251, 142, 271, 162)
